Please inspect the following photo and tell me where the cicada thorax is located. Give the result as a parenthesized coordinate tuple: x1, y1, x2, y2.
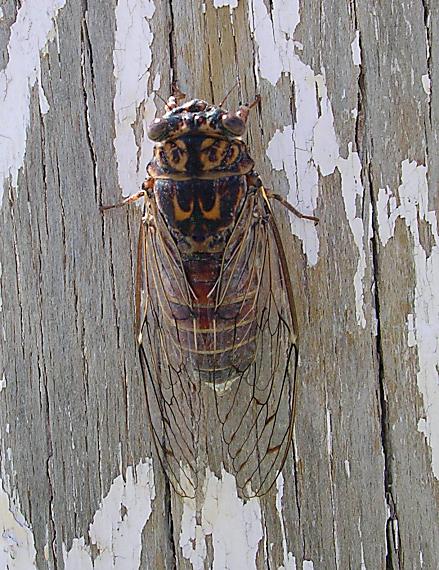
(151, 189, 261, 387)
(146, 102, 260, 387)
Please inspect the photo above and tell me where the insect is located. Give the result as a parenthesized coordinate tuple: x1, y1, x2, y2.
(102, 88, 318, 498)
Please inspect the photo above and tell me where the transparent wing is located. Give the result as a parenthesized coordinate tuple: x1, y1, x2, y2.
(138, 205, 203, 498)
(138, 190, 299, 498)
(210, 191, 298, 497)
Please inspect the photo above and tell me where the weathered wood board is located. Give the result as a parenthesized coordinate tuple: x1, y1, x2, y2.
(0, 1, 438, 569)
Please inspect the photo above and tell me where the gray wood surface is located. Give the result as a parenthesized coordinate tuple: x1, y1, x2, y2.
(0, 1, 437, 569)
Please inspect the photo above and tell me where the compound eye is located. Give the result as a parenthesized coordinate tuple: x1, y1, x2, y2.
(147, 118, 168, 141)
(221, 113, 246, 136)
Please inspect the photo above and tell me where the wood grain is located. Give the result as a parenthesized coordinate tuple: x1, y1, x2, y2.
(0, 1, 437, 568)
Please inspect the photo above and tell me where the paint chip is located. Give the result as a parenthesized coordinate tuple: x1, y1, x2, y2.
(421, 74, 431, 96)
(0, 479, 37, 568)
(377, 160, 439, 478)
(213, 0, 238, 8)
(0, 0, 67, 202)
(351, 30, 361, 66)
(113, 0, 157, 198)
(180, 468, 263, 570)
(63, 460, 155, 570)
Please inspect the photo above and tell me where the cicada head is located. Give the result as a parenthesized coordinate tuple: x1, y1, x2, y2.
(147, 99, 249, 142)
(146, 98, 255, 179)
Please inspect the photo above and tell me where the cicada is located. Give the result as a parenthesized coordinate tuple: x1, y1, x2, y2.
(102, 89, 317, 498)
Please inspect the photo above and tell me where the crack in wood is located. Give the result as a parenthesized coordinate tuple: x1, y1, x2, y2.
(368, 162, 402, 570)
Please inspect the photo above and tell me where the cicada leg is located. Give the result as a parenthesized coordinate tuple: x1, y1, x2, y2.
(246, 172, 319, 224)
(100, 178, 155, 337)
(99, 190, 145, 212)
(266, 191, 319, 224)
(99, 178, 154, 212)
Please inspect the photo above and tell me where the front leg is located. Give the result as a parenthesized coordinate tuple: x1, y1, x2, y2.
(99, 178, 154, 213)
(246, 172, 319, 224)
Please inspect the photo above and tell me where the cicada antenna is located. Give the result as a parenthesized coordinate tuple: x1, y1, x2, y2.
(154, 92, 168, 106)
(219, 79, 240, 107)
(247, 94, 261, 110)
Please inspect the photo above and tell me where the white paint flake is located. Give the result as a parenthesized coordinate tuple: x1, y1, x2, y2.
(248, 0, 299, 85)
(421, 74, 431, 97)
(377, 160, 439, 478)
(250, 0, 324, 265)
(0, 0, 67, 204)
(0, 478, 37, 569)
(213, 0, 238, 8)
(250, 0, 368, 325)
(63, 460, 155, 570)
(344, 459, 351, 478)
(351, 30, 361, 66)
(314, 114, 367, 327)
(267, 126, 319, 265)
(303, 561, 314, 570)
(358, 517, 367, 569)
(337, 145, 367, 328)
(179, 468, 263, 569)
(276, 474, 297, 569)
(113, 0, 157, 198)
(0, 373, 6, 392)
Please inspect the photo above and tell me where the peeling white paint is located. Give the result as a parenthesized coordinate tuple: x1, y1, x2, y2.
(324, 386, 340, 568)
(358, 517, 367, 569)
(37, 67, 50, 115)
(63, 460, 155, 570)
(179, 468, 263, 569)
(303, 561, 314, 569)
(213, 0, 238, 9)
(113, 0, 157, 198)
(250, 0, 369, 325)
(0, 478, 37, 569)
(377, 160, 439, 478)
(0, 373, 6, 392)
(376, 185, 396, 246)
(421, 74, 431, 97)
(248, 0, 299, 85)
(314, 119, 367, 328)
(351, 30, 361, 66)
(338, 145, 367, 328)
(344, 459, 351, 478)
(0, 0, 66, 203)
(267, 126, 319, 265)
(276, 474, 297, 569)
(250, 0, 323, 265)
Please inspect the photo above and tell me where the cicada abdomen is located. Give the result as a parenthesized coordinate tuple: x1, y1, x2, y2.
(103, 91, 317, 498)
